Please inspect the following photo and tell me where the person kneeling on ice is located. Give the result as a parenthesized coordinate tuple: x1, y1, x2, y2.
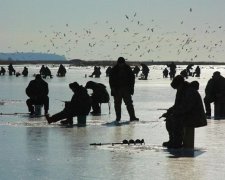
(45, 82, 91, 125)
(161, 76, 207, 149)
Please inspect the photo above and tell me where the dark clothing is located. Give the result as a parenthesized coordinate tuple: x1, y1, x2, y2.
(90, 66, 101, 78)
(140, 64, 149, 80)
(133, 66, 140, 77)
(168, 62, 176, 79)
(50, 85, 91, 122)
(173, 82, 207, 128)
(109, 62, 137, 120)
(163, 68, 168, 78)
(8, 64, 15, 75)
(109, 64, 135, 95)
(85, 81, 110, 114)
(180, 69, 188, 79)
(213, 75, 225, 119)
(163, 81, 207, 148)
(26, 78, 49, 114)
(193, 66, 200, 77)
(22, 67, 28, 76)
(57, 64, 67, 77)
(0, 67, 6, 75)
(106, 66, 112, 77)
(204, 78, 215, 116)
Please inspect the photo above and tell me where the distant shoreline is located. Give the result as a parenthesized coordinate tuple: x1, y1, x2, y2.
(0, 59, 225, 66)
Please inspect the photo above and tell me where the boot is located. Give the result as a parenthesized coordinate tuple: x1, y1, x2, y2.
(127, 105, 139, 121)
(45, 114, 53, 124)
(60, 118, 73, 125)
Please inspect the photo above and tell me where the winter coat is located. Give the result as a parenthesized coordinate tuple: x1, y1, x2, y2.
(86, 82, 110, 103)
(173, 82, 207, 128)
(26, 79, 49, 99)
(68, 86, 91, 116)
(109, 63, 135, 95)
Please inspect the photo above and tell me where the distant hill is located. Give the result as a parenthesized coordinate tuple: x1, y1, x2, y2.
(0, 52, 67, 61)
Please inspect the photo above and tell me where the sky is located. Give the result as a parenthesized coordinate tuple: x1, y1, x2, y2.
(1, 0, 225, 62)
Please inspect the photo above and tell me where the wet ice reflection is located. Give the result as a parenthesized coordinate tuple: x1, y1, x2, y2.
(0, 65, 224, 179)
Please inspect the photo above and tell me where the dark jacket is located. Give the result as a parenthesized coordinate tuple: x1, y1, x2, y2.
(26, 79, 49, 99)
(109, 63, 135, 95)
(68, 86, 91, 116)
(173, 82, 207, 128)
(85, 81, 110, 103)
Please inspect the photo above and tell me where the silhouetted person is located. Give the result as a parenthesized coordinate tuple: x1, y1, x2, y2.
(140, 63, 149, 80)
(161, 76, 206, 148)
(45, 82, 91, 125)
(208, 71, 225, 119)
(0, 67, 6, 75)
(167, 62, 176, 79)
(163, 68, 168, 78)
(180, 69, 188, 79)
(8, 63, 16, 75)
(133, 65, 140, 77)
(106, 66, 112, 77)
(22, 66, 28, 77)
(85, 81, 110, 115)
(89, 66, 101, 78)
(193, 66, 201, 77)
(186, 64, 194, 76)
(39, 65, 45, 76)
(57, 64, 67, 77)
(43, 66, 53, 79)
(26, 74, 49, 115)
(204, 75, 215, 117)
(109, 57, 139, 123)
(16, 72, 21, 77)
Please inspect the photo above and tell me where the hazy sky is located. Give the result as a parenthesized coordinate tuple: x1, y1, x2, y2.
(1, 0, 225, 61)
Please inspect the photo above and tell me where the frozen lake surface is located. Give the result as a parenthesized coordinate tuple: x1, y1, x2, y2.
(0, 64, 225, 180)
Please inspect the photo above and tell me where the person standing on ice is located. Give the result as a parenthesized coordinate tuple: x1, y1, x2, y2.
(109, 57, 139, 123)
(161, 75, 207, 148)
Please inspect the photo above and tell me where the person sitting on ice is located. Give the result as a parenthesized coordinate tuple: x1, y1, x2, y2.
(26, 74, 49, 116)
(22, 66, 28, 77)
(85, 81, 110, 115)
(43, 66, 53, 79)
(161, 76, 207, 149)
(0, 67, 6, 75)
(89, 66, 101, 78)
(57, 64, 67, 77)
(45, 82, 91, 126)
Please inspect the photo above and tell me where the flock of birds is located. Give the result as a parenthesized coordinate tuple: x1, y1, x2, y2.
(3, 8, 225, 61)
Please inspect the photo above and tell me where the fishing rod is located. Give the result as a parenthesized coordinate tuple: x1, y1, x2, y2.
(0, 112, 29, 115)
(55, 99, 67, 103)
(90, 139, 145, 146)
